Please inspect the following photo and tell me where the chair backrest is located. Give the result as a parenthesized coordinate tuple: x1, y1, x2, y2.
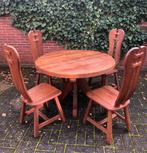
(115, 46, 146, 107)
(108, 29, 125, 65)
(4, 44, 32, 103)
(28, 30, 43, 61)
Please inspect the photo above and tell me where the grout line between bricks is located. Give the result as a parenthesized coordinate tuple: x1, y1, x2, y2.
(34, 132, 44, 153)
(0, 146, 15, 149)
(13, 124, 31, 153)
(63, 144, 67, 153)
(48, 129, 53, 144)
(53, 122, 63, 153)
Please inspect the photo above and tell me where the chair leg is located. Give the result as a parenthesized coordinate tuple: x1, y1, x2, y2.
(62, 78, 66, 84)
(48, 76, 52, 85)
(88, 78, 92, 85)
(83, 99, 92, 124)
(34, 107, 39, 137)
(43, 102, 49, 111)
(124, 106, 131, 131)
(20, 102, 26, 124)
(36, 73, 41, 85)
(101, 74, 107, 86)
(106, 110, 113, 144)
(114, 72, 120, 90)
(73, 81, 78, 118)
(54, 97, 65, 122)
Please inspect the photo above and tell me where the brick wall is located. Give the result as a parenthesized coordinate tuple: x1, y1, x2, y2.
(0, 16, 64, 66)
(0, 16, 147, 67)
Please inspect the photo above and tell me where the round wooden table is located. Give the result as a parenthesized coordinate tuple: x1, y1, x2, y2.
(35, 50, 115, 117)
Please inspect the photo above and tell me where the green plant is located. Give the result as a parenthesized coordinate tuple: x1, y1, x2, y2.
(0, 0, 147, 54)
(0, 0, 11, 16)
(94, 0, 147, 54)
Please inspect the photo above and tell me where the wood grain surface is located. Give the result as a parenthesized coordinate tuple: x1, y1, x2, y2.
(35, 50, 115, 79)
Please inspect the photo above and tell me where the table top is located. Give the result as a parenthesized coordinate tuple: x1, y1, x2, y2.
(35, 50, 115, 79)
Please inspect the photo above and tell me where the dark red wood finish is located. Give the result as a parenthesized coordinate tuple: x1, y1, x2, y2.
(108, 29, 125, 64)
(4, 44, 65, 137)
(103, 29, 125, 89)
(35, 50, 115, 117)
(28, 30, 52, 84)
(83, 46, 146, 144)
(35, 50, 115, 79)
(90, 29, 124, 89)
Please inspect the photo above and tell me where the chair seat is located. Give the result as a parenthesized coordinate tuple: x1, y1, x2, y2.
(36, 69, 43, 73)
(36, 69, 47, 75)
(24, 83, 61, 105)
(105, 68, 118, 75)
(87, 85, 130, 110)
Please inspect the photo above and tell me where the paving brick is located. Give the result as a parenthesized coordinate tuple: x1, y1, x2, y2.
(75, 145, 95, 153)
(0, 148, 15, 153)
(0, 69, 146, 153)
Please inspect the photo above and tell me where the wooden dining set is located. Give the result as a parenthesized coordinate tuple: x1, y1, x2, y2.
(3, 28, 146, 144)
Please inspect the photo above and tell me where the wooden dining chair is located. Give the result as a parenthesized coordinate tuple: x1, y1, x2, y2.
(4, 44, 65, 137)
(28, 30, 52, 84)
(89, 29, 124, 89)
(83, 46, 146, 144)
(102, 29, 125, 89)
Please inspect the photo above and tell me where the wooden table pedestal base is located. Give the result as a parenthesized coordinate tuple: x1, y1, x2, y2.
(61, 79, 90, 118)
